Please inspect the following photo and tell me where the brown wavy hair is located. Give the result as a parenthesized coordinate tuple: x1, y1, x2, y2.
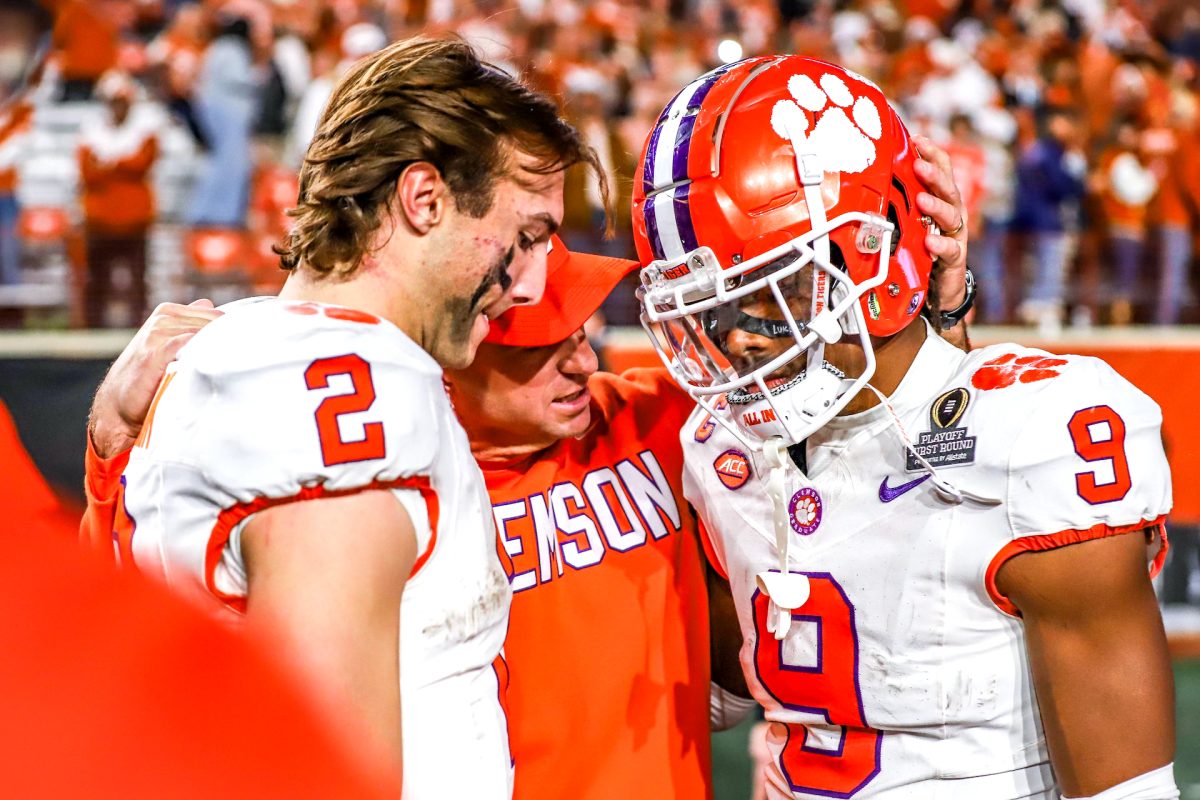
(278, 36, 608, 275)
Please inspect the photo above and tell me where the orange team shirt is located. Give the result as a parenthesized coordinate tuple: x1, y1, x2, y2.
(942, 140, 987, 227)
(485, 368, 710, 800)
(80, 367, 713, 799)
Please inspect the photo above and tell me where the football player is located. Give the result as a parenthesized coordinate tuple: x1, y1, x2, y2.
(86, 36, 603, 795)
(634, 56, 1176, 800)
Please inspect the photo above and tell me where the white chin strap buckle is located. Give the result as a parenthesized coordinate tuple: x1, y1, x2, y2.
(756, 571, 811, 639)
(807, 309, 843, 344)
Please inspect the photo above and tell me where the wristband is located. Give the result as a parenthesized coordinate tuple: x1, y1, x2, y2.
(937, 267, 975, 329)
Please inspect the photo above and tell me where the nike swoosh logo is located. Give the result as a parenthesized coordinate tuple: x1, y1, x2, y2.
(879, 474, 932, 503)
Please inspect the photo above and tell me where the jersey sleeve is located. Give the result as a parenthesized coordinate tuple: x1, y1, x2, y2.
(986, 357, 1172, 615)
(191, 351, 441, 497)
(79, 434, 131, 559)
(198, 351, 442, 604)
(122, 313, 446, 608)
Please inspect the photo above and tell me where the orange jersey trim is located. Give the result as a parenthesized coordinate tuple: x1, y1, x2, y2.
(80, 434, 132, 559)
(492, 653, 514, 767)
(697, 518, 728, 580)
(133, 371, 176, 450)
(406, 482, 440, 579)
(985, 515, 1168, 618)
(204, 476, 438, 613)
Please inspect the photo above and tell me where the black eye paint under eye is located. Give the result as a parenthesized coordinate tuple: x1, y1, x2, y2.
(469, 251, 514, 310)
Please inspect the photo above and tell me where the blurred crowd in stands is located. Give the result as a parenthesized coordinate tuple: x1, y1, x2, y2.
(0, 0, 1197, 329)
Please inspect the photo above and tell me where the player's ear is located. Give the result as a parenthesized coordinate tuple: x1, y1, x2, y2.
(395, 162, 447, 235)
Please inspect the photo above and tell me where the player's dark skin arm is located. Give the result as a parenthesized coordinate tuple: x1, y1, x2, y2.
(995, 531, 1175, 796)
(709, 562, 751, 698)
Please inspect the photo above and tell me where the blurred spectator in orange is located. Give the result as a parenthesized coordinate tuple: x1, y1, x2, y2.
(77, 73, 160, 328)
(1097, 119, 1158, 325)
(891, 16, 938, 100)
(0, 97, 31, 286)
(245, 150, 298, 292)
(942, 113, 987, 237)
(1042, 54, 1082, 110)
(146, 2, 208, 147)
(50, 0, 120, 102)
(186, 10, 265, 228)
(1145, 60, 1200, 325)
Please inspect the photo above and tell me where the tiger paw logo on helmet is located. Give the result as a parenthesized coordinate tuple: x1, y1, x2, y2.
(769, 72, 883, 174)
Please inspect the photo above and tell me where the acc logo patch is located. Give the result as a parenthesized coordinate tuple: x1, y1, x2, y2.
(788, 487, 823, 535)
(714, 449, 751, 490)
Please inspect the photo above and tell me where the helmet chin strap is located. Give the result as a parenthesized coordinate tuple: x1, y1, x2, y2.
(794, 148, 829, 387)
(756, 436, 811, 639)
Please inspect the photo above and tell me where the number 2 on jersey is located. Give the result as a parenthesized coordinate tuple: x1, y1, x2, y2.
(1068, 405, 1131, 504)
(305, 354, 386, 467)
(752, 574, 882, 798)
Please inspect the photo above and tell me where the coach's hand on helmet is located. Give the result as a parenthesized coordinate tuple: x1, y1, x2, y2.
(88, 300, 222, 458)
(911, 135, 969, 313)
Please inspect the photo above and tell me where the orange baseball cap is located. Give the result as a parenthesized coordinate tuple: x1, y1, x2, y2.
(484, 235, 638, 347)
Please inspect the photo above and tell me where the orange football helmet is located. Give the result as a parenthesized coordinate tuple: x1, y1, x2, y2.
(633, 55, 932, 448)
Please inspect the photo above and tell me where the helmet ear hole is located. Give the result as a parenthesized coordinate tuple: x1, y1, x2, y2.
(886, 203, 902, 256)
(828, 240, 847, 272)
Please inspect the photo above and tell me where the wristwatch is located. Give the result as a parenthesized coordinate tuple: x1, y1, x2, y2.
(937, 267, 975, 328)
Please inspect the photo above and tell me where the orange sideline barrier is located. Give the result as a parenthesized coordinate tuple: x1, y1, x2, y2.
(605, 330, 1200, 525)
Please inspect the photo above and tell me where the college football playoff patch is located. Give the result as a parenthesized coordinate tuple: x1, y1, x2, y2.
(905, 388, 977, 471)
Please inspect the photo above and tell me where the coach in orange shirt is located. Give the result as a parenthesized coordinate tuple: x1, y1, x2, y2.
(446, 241, 716, 799)
(81, 138, 972, 797)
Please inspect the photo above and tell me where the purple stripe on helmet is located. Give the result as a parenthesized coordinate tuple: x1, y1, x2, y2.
(642, 61, 740, 255)
(689, 63, 729, 108)
(642, 123, 665, 194)
(670, 112, 697, 186)
(644, 63, 734, 193)
(643, 195, 665, 262)
(673, 183, 699, 254)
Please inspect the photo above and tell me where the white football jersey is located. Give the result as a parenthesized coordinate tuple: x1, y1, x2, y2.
(685, 327, 1171, 800)
(120, 297, 514, 799)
